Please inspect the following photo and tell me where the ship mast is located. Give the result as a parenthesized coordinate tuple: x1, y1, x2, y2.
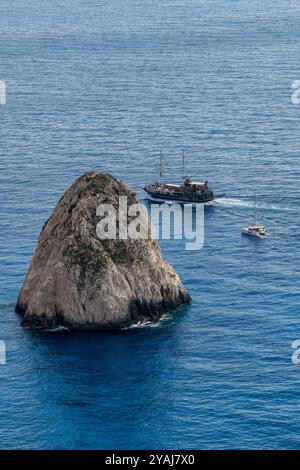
(182, 149, 187, 182)
(159, 150, 164, 178)
(253, 191, 257, 225)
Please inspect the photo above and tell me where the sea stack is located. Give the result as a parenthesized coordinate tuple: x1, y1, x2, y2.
(16, 172, 190, 329)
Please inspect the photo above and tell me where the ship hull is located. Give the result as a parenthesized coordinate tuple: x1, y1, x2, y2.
(144, 189, 218, 204)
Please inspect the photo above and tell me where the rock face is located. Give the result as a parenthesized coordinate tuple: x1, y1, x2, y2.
(16, 172, 190, 329)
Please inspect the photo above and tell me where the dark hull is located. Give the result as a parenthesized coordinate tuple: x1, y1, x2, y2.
(144, 189, 216, 203)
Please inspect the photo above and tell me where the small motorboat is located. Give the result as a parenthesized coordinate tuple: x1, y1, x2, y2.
(241, 193, 268, 238)
(241, 225, 268, 238)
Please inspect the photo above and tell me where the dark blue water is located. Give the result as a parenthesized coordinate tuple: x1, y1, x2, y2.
(1, 0, 300, 449)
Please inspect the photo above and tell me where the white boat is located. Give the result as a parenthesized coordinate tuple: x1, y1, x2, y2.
(241, 225, 268, 238)
(241, 193, 268, 238)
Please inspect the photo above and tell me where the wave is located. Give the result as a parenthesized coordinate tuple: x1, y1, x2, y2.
(0, 301, 16, 310)
(43, 326, 70, 333)
(123, 313, 172, 330)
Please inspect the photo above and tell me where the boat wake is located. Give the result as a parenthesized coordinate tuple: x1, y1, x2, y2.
(215, 198, 253, 208)
(215, 198, 294, 212)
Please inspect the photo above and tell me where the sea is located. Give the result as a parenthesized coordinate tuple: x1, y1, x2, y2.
(0, 0, 300, 450)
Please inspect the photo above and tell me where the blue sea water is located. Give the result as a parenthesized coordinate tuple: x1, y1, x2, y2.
(1, 0, 300, 450)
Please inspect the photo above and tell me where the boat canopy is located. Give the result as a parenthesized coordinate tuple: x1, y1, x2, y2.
(189, 181, 206, 186)
(165, 181, 206, 188)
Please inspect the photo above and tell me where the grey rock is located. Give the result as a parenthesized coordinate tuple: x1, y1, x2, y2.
(16, 172, 191, 330)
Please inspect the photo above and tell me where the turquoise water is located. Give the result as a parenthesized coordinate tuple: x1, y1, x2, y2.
(1, 0, 300, 449)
